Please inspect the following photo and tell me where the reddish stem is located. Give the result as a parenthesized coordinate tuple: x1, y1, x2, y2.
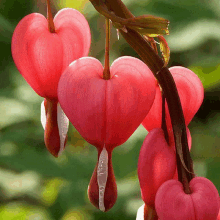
(47, 0, 55, 33)
(161, 92, 169, 145)
(103, 18, 111, 80)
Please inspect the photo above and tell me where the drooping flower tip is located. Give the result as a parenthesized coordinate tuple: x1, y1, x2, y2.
(41, 99, 69, 157)
(88, 148, 117, 212)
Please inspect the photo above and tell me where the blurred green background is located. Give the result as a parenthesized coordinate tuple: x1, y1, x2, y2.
(0, 0, 220, 219)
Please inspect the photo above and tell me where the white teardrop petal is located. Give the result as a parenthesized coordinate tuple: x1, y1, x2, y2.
(57, 103, 69, 156)
(97, 147, 108, 212)
(41, 100, 46, 130)
(136, 204, 145, 220)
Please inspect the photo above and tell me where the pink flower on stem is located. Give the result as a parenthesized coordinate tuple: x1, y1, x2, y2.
(11, 7, 91, 156)
(155, 177, 220, 220)
(58, 56, 156, 211)
(142, 66, 204, 146)
(137, 66, 205, 219)
(138, 128, 176, 208)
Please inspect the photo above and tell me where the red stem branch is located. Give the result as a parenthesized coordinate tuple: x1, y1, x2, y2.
(47, 0, 55, 33)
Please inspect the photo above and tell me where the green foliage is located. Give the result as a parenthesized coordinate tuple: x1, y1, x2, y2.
(0, 0, 220, 219)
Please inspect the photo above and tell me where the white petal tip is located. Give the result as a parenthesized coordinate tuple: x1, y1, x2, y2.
(41, 100, 46, 130)
(136, 204, 145, 220)
(97, 147, 108, 212)
(57, 103, 69, 154)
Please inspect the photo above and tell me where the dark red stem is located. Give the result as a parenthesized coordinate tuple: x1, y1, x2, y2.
(161, 92, 169, 145)
(103, 18, 111, 80)
(47, 0, 55, 33)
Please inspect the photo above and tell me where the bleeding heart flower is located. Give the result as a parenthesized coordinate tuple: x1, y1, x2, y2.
(138, 128, 176, 208)
(11, 8, 91, 99)
(58, 56, 156, 211)
(142, 66, 204, 144)
(155, 177, 220, 220)
(11, 8, 91, 156)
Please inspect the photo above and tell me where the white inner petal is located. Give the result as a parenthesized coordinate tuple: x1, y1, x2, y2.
(97, 147, 108, 212)
(57, 103, 69, 156)
(136, 204, 145, 220)
(40, 100, 46, 130)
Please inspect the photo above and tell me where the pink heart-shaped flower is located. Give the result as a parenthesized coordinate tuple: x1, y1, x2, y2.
(142, 66, 204, 143)
(58, 56, 156, 151)
(12, 8, 91, 156)
(58, 56, 156, 210)
(138, 128, 176, 207)
(11, 8, 91, 99)
(155, 177, 220, 220)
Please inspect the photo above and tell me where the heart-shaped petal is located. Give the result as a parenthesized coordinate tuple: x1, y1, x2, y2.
(142, 67, 204, 139)
(58, 56, 156, 151)
(138, 128, 176, 207)
(155, 177, 220, 220)
(54, 8, 91, 71)
(11, 8, 91, 99)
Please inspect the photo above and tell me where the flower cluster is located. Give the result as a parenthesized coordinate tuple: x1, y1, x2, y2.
(11, 0, 219, 219)
(137, 67, 220, 219)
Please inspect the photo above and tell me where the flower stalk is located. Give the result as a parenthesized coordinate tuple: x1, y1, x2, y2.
(47, 0, 55, 33)
(161, 92, 169, 145)
(103, 18, 111, 80)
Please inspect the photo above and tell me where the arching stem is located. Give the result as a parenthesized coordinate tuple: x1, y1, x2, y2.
(103, 18, 111, 80)
(161, 92, 169, 145)
(47, 0, 55, 33)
